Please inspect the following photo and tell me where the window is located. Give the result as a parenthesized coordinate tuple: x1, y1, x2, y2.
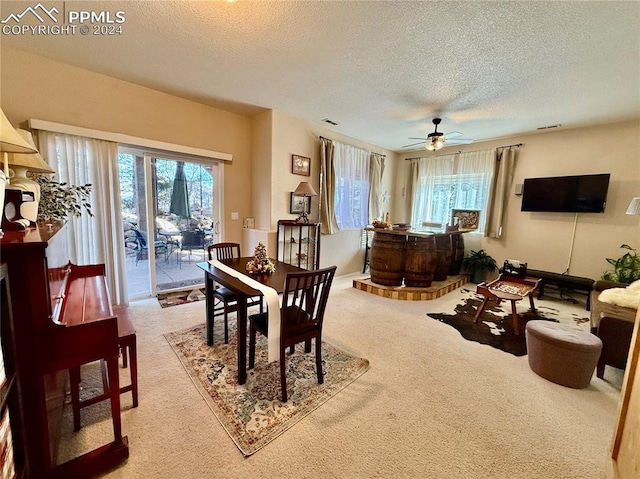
(411, 150, 494, 231)
(333, 142, 370, 229)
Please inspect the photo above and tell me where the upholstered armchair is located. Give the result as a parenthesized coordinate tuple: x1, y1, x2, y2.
(590, 280, 639, 378)
(590, 280, 637, 332)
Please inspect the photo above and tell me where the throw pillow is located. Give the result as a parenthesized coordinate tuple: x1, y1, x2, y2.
(599, 281, 640, 310)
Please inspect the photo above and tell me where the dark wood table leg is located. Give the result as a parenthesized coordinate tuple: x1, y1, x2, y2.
(205, 274, 214, 346)
(529, 292, 536, 311)
(474, 296, 490, 323)
(237, 295, 248, 385)
(510, 300, 520, 335)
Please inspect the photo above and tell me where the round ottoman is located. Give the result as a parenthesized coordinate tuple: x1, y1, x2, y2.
(525, 320, 603, 389)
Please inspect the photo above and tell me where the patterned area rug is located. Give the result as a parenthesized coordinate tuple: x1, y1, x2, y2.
(165, 322, 370, 455)
(427, 289, 590, 356)
(157, 288, 206, 308)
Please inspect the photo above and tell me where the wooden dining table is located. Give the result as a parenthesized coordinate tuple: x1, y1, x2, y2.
(196, 257, 305, 384)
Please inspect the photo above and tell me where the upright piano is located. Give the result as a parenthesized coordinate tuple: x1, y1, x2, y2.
(0, 222, 128, 478)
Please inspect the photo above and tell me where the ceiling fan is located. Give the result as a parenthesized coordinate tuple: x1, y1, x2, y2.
(402, 118, 473, 151)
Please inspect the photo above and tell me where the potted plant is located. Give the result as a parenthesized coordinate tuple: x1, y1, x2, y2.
(32, 174, 93, 224)
(602, 244, 640, 284)
(462, 249, 498, 284)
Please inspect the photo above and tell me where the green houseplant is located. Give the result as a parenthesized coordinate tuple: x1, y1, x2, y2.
(602, 244, 640, 284)
(32, 174, 93, 223)
(462, 249, 498, 284)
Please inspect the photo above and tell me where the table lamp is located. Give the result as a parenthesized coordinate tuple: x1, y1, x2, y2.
(293, 181, 317, 223)
(6, 128, 55, 225)
(0, 108, 39, 235)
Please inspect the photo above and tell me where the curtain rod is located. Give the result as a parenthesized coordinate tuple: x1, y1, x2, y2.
(496, 143, 523, 149)
(319, 135, 386, 158)
(404, 143, 523, 160)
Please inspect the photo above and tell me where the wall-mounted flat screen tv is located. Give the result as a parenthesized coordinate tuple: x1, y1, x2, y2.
(521, 173, 610, 213)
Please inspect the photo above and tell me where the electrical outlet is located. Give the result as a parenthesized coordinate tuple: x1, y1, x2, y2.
(231, 212, 239, 220)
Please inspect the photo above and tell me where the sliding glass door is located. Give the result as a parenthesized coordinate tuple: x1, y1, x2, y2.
(119, 148, 222, 299)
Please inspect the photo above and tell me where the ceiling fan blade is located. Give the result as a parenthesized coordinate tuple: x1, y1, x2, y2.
(407, 137, 428, 140)
(402, 141, 427, 148)
(446, 138, 474, 144)
(444, 131, 463, 139)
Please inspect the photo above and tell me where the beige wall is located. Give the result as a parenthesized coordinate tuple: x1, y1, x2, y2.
(250, 110, 273, 232)
(4, 46, 637, 279)
(0, 45, 254, 245)
(270, 111, 396, 274)
(396, 120, 640, 280)
(0, 46, 397, 275)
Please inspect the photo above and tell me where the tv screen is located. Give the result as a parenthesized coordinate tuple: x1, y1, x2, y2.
(521, 173, 610, 213)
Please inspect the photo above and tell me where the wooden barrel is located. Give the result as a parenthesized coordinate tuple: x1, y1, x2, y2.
(433, 234, 452, 281)
(404, 235, 437, 287)
(369, 232, 406, 286)
(448, 232, 465, 276)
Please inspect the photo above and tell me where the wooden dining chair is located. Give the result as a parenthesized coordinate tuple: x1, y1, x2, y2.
(206, 242, 262, 345)
(248, 265, 337, 402)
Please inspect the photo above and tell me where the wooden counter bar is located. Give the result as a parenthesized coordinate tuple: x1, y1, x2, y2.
(365, 227, 465, 287)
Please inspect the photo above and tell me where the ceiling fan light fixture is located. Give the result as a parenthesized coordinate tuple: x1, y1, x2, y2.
(426, 137, 444, 151)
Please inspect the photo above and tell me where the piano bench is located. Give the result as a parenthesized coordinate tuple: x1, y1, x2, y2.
(70, 306, 138, 431)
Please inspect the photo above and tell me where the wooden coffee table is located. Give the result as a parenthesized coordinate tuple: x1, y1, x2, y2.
(474, 274, 542, 335)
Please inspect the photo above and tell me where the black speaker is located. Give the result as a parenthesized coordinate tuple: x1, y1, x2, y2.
(2, 188, 35, 231)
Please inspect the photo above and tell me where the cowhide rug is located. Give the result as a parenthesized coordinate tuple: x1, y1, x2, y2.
(427, 289, 589, 356)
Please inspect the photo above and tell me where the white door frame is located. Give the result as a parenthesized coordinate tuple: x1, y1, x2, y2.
(119, 146, 224, 298)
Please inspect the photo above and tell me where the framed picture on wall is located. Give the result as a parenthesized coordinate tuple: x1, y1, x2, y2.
(292, 154, 311, 176)
(290, 193, 311, 214)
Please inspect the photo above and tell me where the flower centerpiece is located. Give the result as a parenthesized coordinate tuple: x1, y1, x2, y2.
(246, 241, 276, 274)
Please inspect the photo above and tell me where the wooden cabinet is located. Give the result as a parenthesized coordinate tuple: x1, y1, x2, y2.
(0, 264, 25, 478)
(276, 220, 320, 270)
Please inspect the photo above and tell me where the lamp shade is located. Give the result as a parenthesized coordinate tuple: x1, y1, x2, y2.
(626, 197, 640, 215)
(294, 181, 318, 197)
(7, 129, 54, 173)
(0, 108, 37, 154)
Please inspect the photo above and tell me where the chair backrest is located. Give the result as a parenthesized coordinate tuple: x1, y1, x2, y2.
(281, 266, 337, 336)
(207, 242, 241, 261)
(134, 229, 147, 249)
(181, 230, 205, 249)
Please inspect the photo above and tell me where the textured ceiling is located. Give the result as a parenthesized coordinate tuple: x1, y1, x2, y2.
(2, 0, 639, 151)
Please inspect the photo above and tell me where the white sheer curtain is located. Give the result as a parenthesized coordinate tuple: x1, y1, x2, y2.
(37, 131, 128, 305)
(453, 149, 495, 232)
(333, 141, 370, 230)
(410, 154, 455, 228)
(410, 150, 494, 230)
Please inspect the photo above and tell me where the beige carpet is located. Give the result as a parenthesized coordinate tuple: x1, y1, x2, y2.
(57, 274, 623, 478)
